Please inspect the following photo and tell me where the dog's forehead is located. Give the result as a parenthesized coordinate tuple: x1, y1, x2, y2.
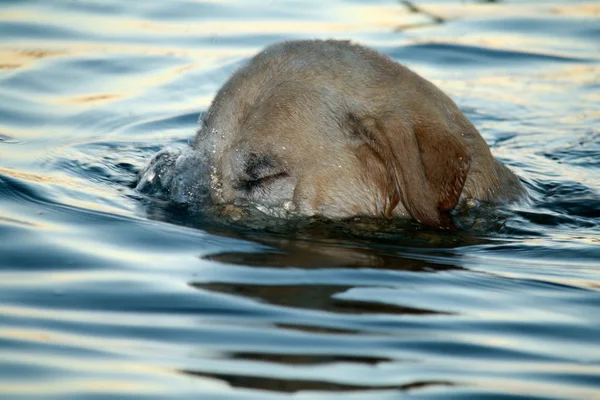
(206, 88, 342, 144)
(194, 41, 391, 155)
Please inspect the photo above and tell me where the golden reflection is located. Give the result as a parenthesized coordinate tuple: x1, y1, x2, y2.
(53, 196, 131, 216)
(537, 65, 600, 86)
(582, 92, 600, 102)
(0, 327, 169, 356)
(461, 378, 598, 400)
(0, 166, 130, 216)
(495, 235, 600, 249)
(0, 4, 418, 36)
(408, 34, 585, 61)
(0, 271, 149, 286)
(423, 2, 584, 20)
(3, 350, 169, 377)
(129, 62, 202, 92)
(129, 4, 429, 36)
(13, 1, 578, 42)
(551, 236, 600, 245)
(129, 4, 410, 35)
(0, 41, 250, 61)
(428, 63, 599, 112)
(0, 48, 67, 70)
(0, 166, 66, 185)
(50, 61, 206, 108)
(60, 93, 123, 105)
(552, 2, 600, 17)
(0, 213, 39, 228)
(0, 303, 200, 328)
(0, 328, 227, 395)
(0, 380, 164, 395)
(469, 257, 600, 291)
(559, 111, 600, 124)
(433, 73, 532, 106)
(0, 63, 19, 70)
(399, 2, 597, 60)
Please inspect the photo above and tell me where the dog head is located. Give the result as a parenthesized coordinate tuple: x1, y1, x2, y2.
(192, 40, 472, 228)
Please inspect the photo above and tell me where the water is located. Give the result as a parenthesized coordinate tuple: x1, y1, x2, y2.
(1, 1, 599, 399)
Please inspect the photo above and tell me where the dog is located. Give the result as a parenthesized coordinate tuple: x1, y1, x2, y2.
(179, 40, 524, 228)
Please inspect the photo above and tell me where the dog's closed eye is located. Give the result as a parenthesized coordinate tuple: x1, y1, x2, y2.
(235, 153, 289, 192)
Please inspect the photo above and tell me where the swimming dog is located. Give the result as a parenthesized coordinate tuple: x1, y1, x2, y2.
(186, 40, 524, 228)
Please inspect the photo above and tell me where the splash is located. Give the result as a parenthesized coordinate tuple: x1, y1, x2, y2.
(136, 146, 211, 206)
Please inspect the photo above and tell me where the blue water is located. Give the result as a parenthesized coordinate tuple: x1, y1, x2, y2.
(1, 1, 599, 399)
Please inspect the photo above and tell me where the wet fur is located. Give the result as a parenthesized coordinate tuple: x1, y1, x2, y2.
(192, 40, 525, 228)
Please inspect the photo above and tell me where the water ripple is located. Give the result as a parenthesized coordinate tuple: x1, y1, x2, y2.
(1, 1, 599, 399)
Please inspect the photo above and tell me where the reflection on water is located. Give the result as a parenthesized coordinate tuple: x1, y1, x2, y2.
(1, 0, 599, 399)
(180, 368, 455, 393)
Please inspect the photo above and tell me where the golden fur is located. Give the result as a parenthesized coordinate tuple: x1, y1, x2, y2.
(192, 40, 524, 228)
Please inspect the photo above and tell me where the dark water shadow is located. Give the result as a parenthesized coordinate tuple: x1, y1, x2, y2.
(139, 201, 511, 320)
(179, 369, 453, 394)
(133, 154, 530, 395)
(143, 200, 504, 271)
(171, 214, 468, 393)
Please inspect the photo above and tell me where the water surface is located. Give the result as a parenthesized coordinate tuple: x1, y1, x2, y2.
(1, 1, 599, 399)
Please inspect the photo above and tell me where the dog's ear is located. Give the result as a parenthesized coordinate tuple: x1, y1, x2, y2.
(347, 113, 470, 228)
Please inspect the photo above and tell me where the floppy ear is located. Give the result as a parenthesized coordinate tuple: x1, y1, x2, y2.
(348, 113, 470, 228)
